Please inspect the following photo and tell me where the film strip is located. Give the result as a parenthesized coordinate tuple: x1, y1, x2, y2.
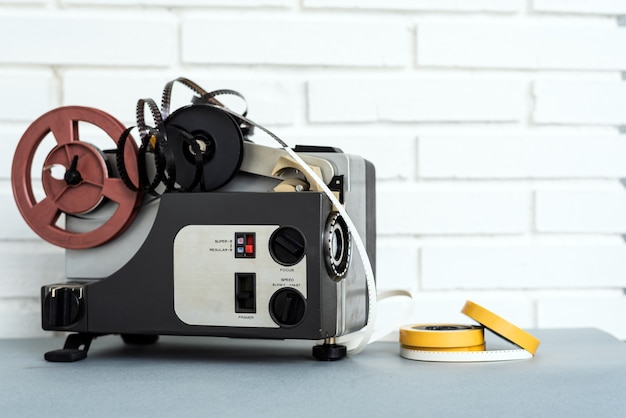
(399, 301, 540, 362)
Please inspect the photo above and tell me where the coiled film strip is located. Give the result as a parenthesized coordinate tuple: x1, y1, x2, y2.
(400, 301, 540, 362)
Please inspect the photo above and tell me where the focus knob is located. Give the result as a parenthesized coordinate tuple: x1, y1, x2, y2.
(269, 227, 306, 266)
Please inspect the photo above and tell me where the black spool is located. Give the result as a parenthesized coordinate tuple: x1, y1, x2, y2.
(164, 104, 244, 191)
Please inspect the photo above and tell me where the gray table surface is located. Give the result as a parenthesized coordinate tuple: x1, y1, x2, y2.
(0, 328, 624, 417)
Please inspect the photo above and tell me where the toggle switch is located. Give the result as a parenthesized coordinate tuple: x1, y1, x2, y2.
(235, 232, 255, 258)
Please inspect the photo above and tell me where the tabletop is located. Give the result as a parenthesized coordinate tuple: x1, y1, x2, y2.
(0, 328, 624, 417)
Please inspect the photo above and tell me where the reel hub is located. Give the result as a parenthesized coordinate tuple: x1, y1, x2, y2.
(42, 142, 108, 215)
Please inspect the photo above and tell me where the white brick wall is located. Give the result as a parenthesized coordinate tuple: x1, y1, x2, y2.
(537, 188, 626, 232)
(61, 0, 292, 6)
(304, 0, 522, 13)
(419, 136, 626, 179)
(0, 71, 55, 122)
(417, 23, 626, 70)
(1, 1, 626, 342)
(534, 81, 626, 125)
(308, 79, 526, 122)
(422, 246, 626, 289)
(0, 10, 177, 66)
(533, 0, 626, 15)
(182, 17, 410, 67)
(537, 294, 626, 339)
(377, 186, 528, 235)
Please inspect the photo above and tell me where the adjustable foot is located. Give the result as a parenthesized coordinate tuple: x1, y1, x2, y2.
(44, 333, 96, 362)
(312, 337, 347, 361)
(121, 334, 159, 345)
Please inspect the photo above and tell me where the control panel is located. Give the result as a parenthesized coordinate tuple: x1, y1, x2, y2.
(173, 225, 308, 328)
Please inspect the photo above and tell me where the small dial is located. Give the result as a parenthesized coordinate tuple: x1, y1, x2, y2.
(269, 288, 306, 327)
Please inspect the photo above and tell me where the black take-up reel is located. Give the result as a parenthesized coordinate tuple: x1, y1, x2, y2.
(164, 104, 244, 191)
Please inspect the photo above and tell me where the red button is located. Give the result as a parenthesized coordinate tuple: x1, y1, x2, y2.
(245, 244, 254, 254)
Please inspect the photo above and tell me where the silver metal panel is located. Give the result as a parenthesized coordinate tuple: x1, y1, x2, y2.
(174, 225, 307, 328)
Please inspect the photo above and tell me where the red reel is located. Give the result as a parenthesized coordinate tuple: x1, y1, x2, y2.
(12, 106, 141, 249)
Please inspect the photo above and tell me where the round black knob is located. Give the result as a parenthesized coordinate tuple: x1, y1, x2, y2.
(44, 287, 81, 327)
(269, 227, 306, 266)
(269, 288, 306, 327)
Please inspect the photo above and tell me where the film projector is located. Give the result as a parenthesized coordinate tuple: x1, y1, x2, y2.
(11, 78, 376, 362)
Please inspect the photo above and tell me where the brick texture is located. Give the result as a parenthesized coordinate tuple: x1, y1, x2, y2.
(536, 188, 626, 233)
(0, 71, 55, 122)
(308, 79, 525, 122)
(0, 127, 24, 179)
(534, 81, 626, 125)
(533, 0, 626, 15)
(378, 186, 528, 235)
(0, 242, 64, 298)
(537, 295, 626, 339)
(422, 246, 626, 290)
(0, 185, 38, 240)
(0, 11, 177, 67)
(418, 23, 626, 70)
(418, 136, 626, 179)
(304, 0, 521, 12)
(63, 0, 290, 6)
(181, 17, 409, 67)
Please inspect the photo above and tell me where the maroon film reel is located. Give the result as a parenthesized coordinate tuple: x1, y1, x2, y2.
(12, 106, 141, 249)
